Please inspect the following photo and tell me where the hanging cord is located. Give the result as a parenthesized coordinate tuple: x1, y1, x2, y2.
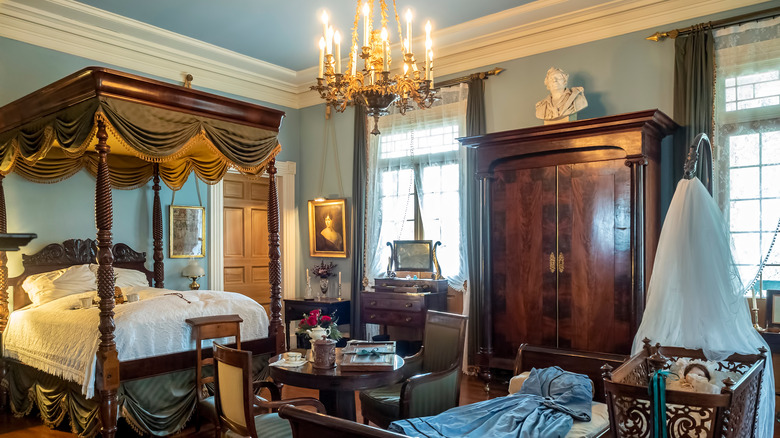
(396, 120, 416, 240)
(318, 117, 345, 197)
(170, 177, 203, 207)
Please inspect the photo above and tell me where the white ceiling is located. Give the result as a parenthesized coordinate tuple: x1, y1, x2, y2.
(0, 0, 768, 109)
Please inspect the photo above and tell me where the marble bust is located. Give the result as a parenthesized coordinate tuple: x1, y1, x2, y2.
(535, 67, 588, 124)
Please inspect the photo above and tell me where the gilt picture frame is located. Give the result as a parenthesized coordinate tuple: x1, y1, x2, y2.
(308, 198, 348, 258)
(170, 205, 205, 258)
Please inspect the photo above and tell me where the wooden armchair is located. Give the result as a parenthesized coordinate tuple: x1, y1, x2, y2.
(359, 310, 467, 429)
(213, 343, 325, 438)
(279, 405, 409, 438)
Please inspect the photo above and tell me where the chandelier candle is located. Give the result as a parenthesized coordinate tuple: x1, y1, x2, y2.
(312, 0, 438, 135)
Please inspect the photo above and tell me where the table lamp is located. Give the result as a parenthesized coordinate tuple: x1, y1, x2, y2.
(182, 259, 205, 290)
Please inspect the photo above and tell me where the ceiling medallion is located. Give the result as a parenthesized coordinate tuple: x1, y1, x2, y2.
(312, 0, 437, 135)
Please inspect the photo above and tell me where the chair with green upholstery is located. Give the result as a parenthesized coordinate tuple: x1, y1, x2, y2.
(359, 310, 468, 429)
(213, 342, 326, 438)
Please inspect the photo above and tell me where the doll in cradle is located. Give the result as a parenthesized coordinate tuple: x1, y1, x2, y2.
(667, 360, 720, 394)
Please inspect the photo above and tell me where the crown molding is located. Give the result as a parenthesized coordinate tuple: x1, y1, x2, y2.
(0, 0, 766, 110)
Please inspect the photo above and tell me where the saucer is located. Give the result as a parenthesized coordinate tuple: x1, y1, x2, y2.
(279, 359, 307, 367)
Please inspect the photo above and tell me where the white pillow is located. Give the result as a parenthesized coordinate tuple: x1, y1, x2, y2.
(22, 264, 97, 306)
(89, 265, 149, 288)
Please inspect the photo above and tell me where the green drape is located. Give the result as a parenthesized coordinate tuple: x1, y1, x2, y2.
(466, 77, 486, 366)
(351, 104, 369, 339)
(0, 97, 280, 190)
(6, 354, 271, 437)
(673, 28, 714, 186)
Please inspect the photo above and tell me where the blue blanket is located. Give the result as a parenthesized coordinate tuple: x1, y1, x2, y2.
(388, 367, 593, 438)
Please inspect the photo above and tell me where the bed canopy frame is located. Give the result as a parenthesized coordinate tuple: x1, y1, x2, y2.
(0, 67, 287, 437)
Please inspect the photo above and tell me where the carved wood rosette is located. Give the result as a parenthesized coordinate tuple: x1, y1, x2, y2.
(94, 119, 119, 438)
(152, 164, 164, 288)
(267, 159, 285, 354)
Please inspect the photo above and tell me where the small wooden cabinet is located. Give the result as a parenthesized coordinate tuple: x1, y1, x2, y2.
(361, 277, 448, 335)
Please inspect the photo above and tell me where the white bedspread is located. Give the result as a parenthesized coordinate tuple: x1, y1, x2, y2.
(3, 287, 269, 398)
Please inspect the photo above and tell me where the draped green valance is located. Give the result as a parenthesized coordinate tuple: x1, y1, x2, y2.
(0, 67, 285, 190)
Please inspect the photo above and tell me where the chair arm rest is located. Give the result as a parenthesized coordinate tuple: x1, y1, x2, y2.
(253, 380, 281, 400)
(255, 396, 327, 414)
(399, 364, 461, 419)
(401, 348, 424, 379)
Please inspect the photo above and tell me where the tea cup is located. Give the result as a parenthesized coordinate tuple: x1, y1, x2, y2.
(284, 352, 302, 362)
(80, 297, 93, 309)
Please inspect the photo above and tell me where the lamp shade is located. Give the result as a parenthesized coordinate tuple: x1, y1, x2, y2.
(182, 259, 205, 278)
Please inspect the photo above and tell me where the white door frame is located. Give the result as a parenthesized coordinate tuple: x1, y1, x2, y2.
(208, 161, 297, 299)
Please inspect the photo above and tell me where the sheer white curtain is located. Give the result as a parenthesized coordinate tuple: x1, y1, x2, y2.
(364, 85, 469, 346)
(713, 16, 780, 293)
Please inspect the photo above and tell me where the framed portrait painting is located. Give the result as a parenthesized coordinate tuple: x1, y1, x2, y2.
(170, 206, 205, 258)
(308, 198, 348, 258)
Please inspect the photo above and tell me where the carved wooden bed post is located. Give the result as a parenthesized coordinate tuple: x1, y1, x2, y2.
(152, 164, 164, 288)
(267, 159, 284, 354)
(0, 174, 8, 407)
(94, 119, 119, 437)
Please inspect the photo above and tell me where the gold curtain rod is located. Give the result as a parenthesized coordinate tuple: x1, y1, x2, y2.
(646, 5, 780, 42)
(435, 67, 504, 89)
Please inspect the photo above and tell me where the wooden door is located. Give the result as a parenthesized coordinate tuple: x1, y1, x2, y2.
(223, 173, 271, 310)
(490, 165, 558, 359)
(557, 160, 632, 354)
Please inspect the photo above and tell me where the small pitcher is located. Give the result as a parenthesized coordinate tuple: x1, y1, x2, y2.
(312, 336, 337, 369)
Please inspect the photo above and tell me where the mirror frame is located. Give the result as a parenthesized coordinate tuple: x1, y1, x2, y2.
(393, 240, 434, 272)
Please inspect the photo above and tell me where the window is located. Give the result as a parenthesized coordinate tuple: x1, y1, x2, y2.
(376, 124, 462, 274)
(714, 18, 780, 293)
(365, 85, 468, 284)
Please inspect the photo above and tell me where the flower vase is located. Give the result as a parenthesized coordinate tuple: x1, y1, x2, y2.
(319, 277, 329, 300)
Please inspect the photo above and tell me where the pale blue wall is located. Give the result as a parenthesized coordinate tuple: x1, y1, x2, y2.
(0, 37, 301, 292)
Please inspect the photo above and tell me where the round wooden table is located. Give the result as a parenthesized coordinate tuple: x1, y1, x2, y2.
(269, 349, 404, 421)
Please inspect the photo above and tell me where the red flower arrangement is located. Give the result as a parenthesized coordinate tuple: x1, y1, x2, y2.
(312, 260, 336, 278)
(295, 308, 342, 340)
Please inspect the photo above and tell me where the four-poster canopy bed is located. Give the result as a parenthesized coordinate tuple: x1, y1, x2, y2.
(0, 67, 287, 436)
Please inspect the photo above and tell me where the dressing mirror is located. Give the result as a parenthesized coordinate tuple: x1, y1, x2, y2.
(386, 240, 443, 279)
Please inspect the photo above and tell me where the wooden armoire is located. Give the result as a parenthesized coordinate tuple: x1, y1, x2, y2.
(460, 110, 676, 373)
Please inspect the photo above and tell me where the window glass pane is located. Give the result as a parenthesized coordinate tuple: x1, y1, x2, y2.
(737, 71, 779, 85)
(730, 200, 761, 231)
(733, 232, 761, 265)
(755, 80, 780, 98)
(762, 199, 780, 233)
(737, 96, 779, 110)
(737, 84, 754, 100)
(730, 167, 760, 199)
(725, 87, 736, 102)
(761, 232, 780, 265)
(730, 134, 760, 166)
(762, 165, 780, 198)
(762, 266, 780, 284)
(725, 77, 736, 87)
(736, 266, 756, 288)
(762, 131, 780, 165)
(726, 102, 737, 112)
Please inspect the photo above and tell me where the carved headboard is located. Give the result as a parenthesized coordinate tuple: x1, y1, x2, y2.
(11, 238, 154, 310)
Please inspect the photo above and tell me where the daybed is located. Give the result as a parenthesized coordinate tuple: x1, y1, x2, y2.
(0, 67, 288, 437)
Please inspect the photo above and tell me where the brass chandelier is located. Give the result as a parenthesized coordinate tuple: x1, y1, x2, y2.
(312, 0, 437, 135)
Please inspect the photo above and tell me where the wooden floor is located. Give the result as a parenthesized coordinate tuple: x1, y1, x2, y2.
(0, 374, 506, 437)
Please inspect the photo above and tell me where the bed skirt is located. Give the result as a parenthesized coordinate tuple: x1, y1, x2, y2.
(3, 353, 272, 437)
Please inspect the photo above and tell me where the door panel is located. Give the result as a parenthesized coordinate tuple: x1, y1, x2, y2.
(490, 166, 557, 358)
(223, 173, 271, 309)
(557, 160, 632, 354)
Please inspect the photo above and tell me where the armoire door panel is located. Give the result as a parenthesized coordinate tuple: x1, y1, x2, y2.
(491, 166, 557, 358)
(557, 160, 632, 354)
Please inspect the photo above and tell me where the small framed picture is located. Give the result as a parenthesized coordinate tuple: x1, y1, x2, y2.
(308, 198, 348, 258)
(766, 290, 780, 329)
(170, 206, 205, 258)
